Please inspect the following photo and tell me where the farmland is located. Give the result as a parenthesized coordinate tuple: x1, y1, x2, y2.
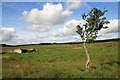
(1, 41, 119, 78)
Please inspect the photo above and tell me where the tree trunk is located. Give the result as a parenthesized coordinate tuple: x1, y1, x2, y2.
(83, 42, 90, 69)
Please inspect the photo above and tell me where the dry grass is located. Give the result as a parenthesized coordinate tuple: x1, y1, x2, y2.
(2, 41, 119, 78)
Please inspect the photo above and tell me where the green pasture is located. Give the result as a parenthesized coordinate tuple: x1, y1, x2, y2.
(2, 41, 119, 78)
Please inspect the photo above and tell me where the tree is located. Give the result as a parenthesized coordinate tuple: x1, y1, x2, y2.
(76, 8, 110, 69)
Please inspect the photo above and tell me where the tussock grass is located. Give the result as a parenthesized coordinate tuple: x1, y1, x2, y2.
(2, 41, 119, 78)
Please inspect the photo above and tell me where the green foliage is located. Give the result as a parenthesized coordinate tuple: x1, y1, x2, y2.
(76, 8, 110, 43)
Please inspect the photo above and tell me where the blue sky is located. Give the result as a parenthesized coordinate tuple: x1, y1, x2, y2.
(1, 2, 119, 45)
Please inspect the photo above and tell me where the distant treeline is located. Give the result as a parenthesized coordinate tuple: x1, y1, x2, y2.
(1, 38, 120, 47)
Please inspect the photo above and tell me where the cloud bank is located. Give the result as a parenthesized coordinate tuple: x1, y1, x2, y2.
(59, 19, 86, 35)
(66, 1, 90, 10)
(59, 19, 119, 36)
(21, 3, 72, 25)
(1, 19, 118, 45)
(99, 19, 119, 34)
(26, 24, 51, 32)
(20, 2, 89, 33)
(20, 3, 73, 32)
(0, 27, 15, 42)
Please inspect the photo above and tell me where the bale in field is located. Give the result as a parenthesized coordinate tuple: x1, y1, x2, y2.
(14, 48, 27, 53)
(14, 48, 22, 53)
(14, 48, 36, 53)
(27, 48, 36, 52)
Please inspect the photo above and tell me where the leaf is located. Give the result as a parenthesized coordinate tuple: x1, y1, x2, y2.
(102, 17, 106, 20)
(104, 21, 110, 24)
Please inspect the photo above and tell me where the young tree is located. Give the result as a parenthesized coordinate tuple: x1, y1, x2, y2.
(76, 8, 110, 69)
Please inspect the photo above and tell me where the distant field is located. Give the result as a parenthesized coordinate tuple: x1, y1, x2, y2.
(2, 41, 119, 78)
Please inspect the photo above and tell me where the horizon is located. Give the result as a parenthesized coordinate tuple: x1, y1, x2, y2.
(1, 38, 119, 45)
(0, 1, 120, 45)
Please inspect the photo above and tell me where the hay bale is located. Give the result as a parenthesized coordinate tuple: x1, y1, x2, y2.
(14, 48, 28, 53)
(14, 48, 22, 53)
(14, 48, 36, 53)
(27, 48, 36, 52)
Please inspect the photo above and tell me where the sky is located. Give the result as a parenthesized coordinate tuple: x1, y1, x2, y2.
(0, 1, 120, 45)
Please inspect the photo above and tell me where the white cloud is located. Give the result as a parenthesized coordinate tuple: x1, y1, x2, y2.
(3, 19, 118, 45)
(66, 1, 90, 10)
(49, 31, 58, 37)
(21, 3, 72, 26)
(26, 24, 51, 32)
(20, 2, 90, 33)
(99, 19, 119, 34)
(50, 34, 81, 43)
(0, 27, 15, 42)
(56, 19, 119, 42)
(20, 3, 73, 32)
(59, 19, 119, 39)
(66, 2, 82, 10)
(97, 32, 119, 40)
(97, 19, 119, 40)
(2, 33, 49, 45)
(59, 19, 86, 35)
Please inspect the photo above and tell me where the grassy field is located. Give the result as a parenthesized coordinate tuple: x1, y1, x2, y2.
(1, 41, 119, 78)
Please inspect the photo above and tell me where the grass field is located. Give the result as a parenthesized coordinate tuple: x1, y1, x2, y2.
(1, 41, 119, 78)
